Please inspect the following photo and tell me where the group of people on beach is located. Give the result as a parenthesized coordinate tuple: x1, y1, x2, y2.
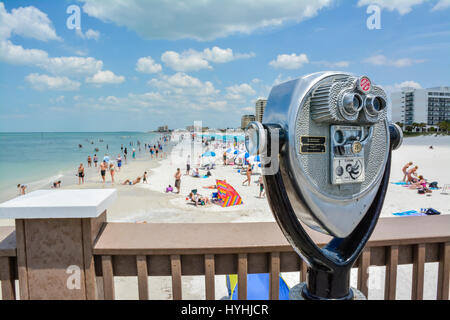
(401, 162, 436, 194)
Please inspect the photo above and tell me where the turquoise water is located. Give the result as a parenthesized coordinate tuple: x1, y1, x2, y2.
(0, 132, 161, 194)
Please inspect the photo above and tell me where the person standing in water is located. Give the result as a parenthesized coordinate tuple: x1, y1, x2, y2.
(78, 163, 85, 185)
(87, 155, 92, 167)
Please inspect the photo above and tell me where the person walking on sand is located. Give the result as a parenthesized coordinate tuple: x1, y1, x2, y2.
(174, 168, 182, 194)
(109, 162, 116, 184)
(78, 163, 85, 185)
(87, 155, 92, 168)
(93, 154, 98, 167)
(258, 176, 265, 198)
(143, 171, 148, 183)
(242, 165, 252, 186)
(132, 148, 136, 159)
(17, 184, 27, 195)
(186, 155, 191, 175)
(100, 161, 107, 184)
(402, 162, 413, 182)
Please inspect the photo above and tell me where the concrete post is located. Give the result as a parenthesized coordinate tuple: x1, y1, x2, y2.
(0, 189, 117, 300)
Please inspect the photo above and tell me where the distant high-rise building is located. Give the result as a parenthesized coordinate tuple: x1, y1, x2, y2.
(391, 87, 450, 126)
(241, 115, 256, 130)
(255, 99, 267, 123)
(157, 125, 169, 132)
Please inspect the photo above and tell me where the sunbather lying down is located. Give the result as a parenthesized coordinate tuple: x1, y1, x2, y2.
(408, 175, 432, 193)
(188, 192, 210, 206)
(122, 177, 142, 185)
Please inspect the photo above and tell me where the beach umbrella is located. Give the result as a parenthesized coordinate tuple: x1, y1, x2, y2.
(202, 151, 216, 157)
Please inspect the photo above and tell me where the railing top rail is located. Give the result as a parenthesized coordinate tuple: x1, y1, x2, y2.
(93, 216, 450, 255)
(0, 226, 16, 257)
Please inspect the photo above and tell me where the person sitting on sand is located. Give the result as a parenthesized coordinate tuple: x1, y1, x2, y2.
(17, 184, 27, 195)
(165, 185, 173, 193)
(188, 192, 210, 207)
(122, 177, 142, 185)
(192, 168, 200, 178)
(52, 181, 61, 188)
(409, 176, 432, 193)
(402, 162, 413, 182)
(406, 166, 419, 184)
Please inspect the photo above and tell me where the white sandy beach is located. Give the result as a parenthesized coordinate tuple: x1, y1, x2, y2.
(1, 133, 449, 300)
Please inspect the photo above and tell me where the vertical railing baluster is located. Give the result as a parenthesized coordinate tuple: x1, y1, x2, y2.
(384, 245, 399, 300)
(269, 252, 280, 300)
(238, 254, 248, 300)
(204, 254, 215, 300)
(357, 248, 371, 298)
(412, 244, 426, 300)
(0, 257, 16, 300)
(170, 255, 182, 300)
(101, 255, 115, 300)
(437, 242, 449, 300)
(136, 255, 149, 300)
(300, 259, 307, 283)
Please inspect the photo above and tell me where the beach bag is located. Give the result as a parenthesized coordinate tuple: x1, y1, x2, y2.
(429, 182, 438, 189)
(425, 208, 441, 216)
(418, 189, 425, 194)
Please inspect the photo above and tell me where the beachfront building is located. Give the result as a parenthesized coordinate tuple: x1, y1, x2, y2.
(157, 125, 169, 132)
(255, 99, 267, 123)
(241, 114, 256, 130)
(391, 86, 450, 128)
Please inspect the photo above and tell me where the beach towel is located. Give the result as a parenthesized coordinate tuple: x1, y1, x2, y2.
(392, 210, 426, 217)
(391, 182, 408, 185)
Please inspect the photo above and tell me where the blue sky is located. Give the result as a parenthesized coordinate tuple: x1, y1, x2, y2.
(0, 0, 449, 132)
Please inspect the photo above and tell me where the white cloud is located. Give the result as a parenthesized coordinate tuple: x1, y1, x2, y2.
(226, 83, 256, 100)
(81, 0, 334, 41)
(357, 0, 428, 15)
(202, 47, 234, 63)
(161, 50, 211, 72)
(160, 47, 252, 72)
(0, 3, 61, 41)
(313, 60, 350, 68)
(26, 73, 81, 91)
(149, 73, 219, 96)
(269, 53, 309, 69)
(432, 0, 450, 10)
(136, 56, 162, 74)
(86, 70, 125, 85)
(364, 54, 425, 67)
(0, 40, 48, 65)
(76, 28, 101, 40)
(385, 80, 422, 94)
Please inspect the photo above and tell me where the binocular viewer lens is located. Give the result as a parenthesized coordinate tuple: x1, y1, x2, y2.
(364, 95, 387, 117)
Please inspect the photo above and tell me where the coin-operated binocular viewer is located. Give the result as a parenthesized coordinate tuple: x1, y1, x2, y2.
(246, 72, 403, 300)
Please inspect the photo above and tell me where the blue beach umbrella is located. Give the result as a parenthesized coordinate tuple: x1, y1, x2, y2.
(202, 151, 216, 157)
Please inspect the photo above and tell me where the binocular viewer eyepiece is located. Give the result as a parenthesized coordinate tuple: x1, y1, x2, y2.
(245, 72, 403, 300)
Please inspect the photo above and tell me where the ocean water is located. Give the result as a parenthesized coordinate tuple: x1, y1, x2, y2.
(0, 132, 161, 198)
